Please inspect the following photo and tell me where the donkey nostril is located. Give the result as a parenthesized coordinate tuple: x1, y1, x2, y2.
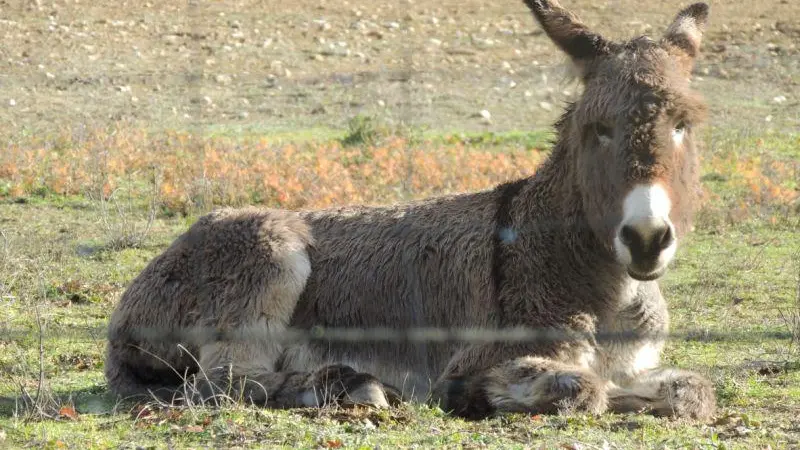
(658, 225, 674, 250)
(620, 225, 636, 246)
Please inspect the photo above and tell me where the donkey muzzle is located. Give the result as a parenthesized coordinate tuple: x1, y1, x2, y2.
(618, 217, 676, 280)
(614, 184, 678, 281)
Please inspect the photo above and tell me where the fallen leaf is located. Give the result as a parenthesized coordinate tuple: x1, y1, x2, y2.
(165, 409, 183, 422)
(58, 406, 79, 420)
(325, 439, 343, 448)
(184, 425, 204, 433)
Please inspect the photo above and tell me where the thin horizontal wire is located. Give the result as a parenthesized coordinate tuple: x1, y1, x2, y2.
(1, 325, 793, 345)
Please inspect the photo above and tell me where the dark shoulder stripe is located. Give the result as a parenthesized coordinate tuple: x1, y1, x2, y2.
(491, 178, 527, 319)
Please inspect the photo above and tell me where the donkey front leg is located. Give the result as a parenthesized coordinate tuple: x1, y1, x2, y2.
(608, 368, 716, 420)
(194, 341, 396, 409)
(432, 356, 609, 420)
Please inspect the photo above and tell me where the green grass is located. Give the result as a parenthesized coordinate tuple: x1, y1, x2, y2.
(0, 128, 798, 449)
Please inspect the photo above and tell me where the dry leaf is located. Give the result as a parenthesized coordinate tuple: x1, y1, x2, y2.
(58, 406, 79, 420)
(325, 439, 343, 448)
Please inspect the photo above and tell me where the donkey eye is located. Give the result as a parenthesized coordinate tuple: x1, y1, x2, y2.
(593, 122, 613, 141)
(672, 121, 687, 145)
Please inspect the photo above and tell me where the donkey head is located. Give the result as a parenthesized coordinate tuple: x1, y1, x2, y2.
(525, 0, 709, 281)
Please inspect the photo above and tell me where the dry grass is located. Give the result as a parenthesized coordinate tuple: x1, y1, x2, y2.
(0, 126, 548, 215)
(1, 126, 797, 221)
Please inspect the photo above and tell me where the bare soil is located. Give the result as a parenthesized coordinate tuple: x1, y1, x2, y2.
(1, 0, 797, 136)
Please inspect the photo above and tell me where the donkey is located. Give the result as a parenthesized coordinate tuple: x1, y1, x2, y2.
(105, 0, 716, 420)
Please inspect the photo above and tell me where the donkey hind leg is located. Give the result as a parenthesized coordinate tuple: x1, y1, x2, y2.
(433, 356, 609, 420)
(194, 349, 394, 408)
(608, 368, 716, 420)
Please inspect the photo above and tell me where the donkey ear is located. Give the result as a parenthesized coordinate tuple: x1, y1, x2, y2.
(522, 0, 610, 78)
(662, 3, 709, 65)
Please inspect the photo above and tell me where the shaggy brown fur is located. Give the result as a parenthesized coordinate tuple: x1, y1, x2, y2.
(105, 0, 716, 421)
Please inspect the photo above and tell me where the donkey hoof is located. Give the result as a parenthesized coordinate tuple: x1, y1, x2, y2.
(657, 371, 716, 420)
(340, 373, 390, 408)
(545, 371, 609, 415)
(343, 381, 390, 408)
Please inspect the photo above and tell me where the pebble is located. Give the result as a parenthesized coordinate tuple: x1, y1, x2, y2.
(478, 109, 492, 124)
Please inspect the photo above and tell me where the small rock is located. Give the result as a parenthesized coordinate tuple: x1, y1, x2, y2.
(473, 37, 494, 47)
(384, 21, 400, 29)
(773, 95, 787, 104)
(524, 90, 533, 98)
(476, 109, 492, 124)
(215, 74, 232, 85)
(45, 72, 55, 79)
(313, 20, 331, 31)
(539, 101, 553, 111)
(7, 99, 15, 106)
(203, 96, 213, 105)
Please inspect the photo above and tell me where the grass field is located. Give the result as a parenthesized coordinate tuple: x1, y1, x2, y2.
(1, 0, 799, 448)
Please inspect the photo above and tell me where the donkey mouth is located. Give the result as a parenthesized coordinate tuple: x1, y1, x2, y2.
(627, 266, 667, 281)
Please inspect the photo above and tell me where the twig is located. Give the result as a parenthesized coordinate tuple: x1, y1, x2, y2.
(34, 303, 45, 412)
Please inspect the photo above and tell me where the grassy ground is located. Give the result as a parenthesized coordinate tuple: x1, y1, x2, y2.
(1, 0, 799, 448)
(0, 128, 798, 449)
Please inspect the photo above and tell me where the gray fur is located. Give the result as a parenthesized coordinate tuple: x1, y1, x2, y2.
(105, 0, 716, 421)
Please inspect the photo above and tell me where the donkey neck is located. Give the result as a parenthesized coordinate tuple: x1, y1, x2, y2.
(516, 141, 640, 310)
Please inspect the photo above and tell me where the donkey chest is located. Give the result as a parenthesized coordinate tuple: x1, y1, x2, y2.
(585, 340, 663, 385)
(581, 281, 668, 383)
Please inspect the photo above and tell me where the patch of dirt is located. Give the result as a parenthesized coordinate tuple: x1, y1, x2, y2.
(293, 404, 413, 427)
(0, 0, 797, 136)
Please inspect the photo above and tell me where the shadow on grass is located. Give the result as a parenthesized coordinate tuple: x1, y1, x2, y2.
(0, 385, 130, 418)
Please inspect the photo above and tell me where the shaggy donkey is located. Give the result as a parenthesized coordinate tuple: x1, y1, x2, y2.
(106, 0, 716, 420)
